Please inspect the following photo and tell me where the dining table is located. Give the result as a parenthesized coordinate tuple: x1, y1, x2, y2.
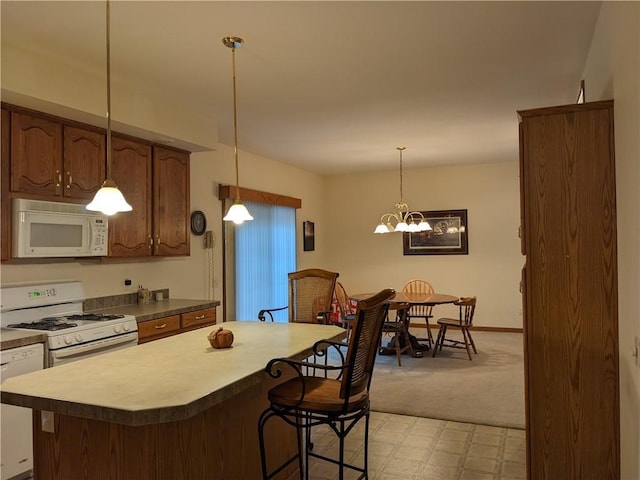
(350, 291, 459, 356)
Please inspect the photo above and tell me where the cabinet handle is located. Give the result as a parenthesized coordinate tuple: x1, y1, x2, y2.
(154, 323, 167, 330)
(195, 314, 205, 320)
(148, 235, 153, 248)
(66, 171, 72, 189)
(55, 170, 61, 187)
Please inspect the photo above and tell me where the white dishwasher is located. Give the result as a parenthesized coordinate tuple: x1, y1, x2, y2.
(1, 343, 44, 480)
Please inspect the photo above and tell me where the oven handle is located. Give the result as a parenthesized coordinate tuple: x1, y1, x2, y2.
(52, 333, 138, 359)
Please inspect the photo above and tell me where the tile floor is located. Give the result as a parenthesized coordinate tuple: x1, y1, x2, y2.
(307, 411, 526, 480)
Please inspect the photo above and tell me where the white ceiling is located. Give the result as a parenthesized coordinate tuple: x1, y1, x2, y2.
(1, 1, 601, 175)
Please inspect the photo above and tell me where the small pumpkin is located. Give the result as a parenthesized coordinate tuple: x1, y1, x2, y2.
(208, 327, 234, 349)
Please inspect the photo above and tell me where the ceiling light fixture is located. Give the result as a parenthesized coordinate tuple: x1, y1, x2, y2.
(87, 0, 132, 216)
(374, 147, 432, 234)
(222, 36, 253, 225)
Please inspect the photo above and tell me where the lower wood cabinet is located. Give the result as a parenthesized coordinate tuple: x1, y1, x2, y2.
(138, 308, 216, 344)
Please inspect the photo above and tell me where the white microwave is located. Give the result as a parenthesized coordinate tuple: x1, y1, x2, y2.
(12, 199, 108, 258)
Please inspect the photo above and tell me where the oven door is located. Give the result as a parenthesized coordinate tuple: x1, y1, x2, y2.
(49, 332, 138, 367)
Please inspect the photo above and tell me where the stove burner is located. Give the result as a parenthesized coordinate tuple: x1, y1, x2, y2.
(66, 313, 125, 321)
(8, 320, 78, 331)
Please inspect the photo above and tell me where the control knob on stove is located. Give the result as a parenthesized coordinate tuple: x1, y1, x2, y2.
(123, 323, 131, 332)
(114, 325, 122, 334)
(75, 333, 83, 343)
(64, 335, 72, 345)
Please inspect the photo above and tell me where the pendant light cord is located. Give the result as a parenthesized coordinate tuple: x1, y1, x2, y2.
(230, 44, 240, 202)
(105, 0, 112, 181)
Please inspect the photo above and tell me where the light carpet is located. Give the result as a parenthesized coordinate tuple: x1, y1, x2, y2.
(369, 329, 526, 429)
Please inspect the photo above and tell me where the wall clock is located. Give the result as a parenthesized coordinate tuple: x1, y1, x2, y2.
(190, 210, 207, 236)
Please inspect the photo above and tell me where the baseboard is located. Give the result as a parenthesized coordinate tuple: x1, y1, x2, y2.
(409, 324, 523, 334)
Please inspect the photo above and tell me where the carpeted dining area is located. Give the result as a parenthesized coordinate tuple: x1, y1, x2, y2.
(370, 330, 525, 430)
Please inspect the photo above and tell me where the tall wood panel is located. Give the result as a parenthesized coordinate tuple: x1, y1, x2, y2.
(519, 100, 619, 479)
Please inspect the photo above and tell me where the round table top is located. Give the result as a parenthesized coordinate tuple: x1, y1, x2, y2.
(350, 291, 459, 305)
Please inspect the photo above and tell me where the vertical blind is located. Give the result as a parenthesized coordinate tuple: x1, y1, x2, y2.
(235, 200, 296, 322)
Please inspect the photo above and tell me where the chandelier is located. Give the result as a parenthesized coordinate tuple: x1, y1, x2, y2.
(374, 147, 432, 234)
(222, 36, 253, 225)
(86, 0, 132, 216)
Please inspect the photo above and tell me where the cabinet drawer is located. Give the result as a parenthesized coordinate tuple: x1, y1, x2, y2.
(138, 315, 180, 342)
(181, 308, 216, 329)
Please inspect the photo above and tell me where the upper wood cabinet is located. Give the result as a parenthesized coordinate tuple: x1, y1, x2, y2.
(153, 146, 190, 256)
(1, 104, 191, 261)
(519, 100, 618, 479)
(10, 111, 105, 199)
(108, 135, 153, 257)
(108, 140, 190, 258)
(63, 125, 106, 199)
(10, 111, 63, 196)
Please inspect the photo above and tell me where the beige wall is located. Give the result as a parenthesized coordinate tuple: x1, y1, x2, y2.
(323, 161, 523, 328)
(582, 2, 640, 478)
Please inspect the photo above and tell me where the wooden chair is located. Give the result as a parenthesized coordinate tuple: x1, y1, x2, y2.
(402, 278, 435, 348)
(380, 302, 414, 366)
(258, 288, 395, 480)
(432, 296, 477, 360)
(258, 269, 338, 323)
(334, 281, 356, 339)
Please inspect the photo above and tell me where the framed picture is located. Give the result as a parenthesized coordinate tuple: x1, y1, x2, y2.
(403, 209, 468, 255)
(303, 221, 315, 251)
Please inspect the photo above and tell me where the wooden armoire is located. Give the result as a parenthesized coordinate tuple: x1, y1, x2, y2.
(518, 100, 619, 479)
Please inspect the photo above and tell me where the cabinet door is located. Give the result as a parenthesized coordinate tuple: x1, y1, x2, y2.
(108, 136, 152, 257)
(520, 101, 618, 479)
(10, 111, 62, 195)
(153, 146, 190, 256)
(63, 125, 105, 199)
(1, 108, 10, 261)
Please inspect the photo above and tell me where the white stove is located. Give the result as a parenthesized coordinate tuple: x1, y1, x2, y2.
(1, 281, 138, 366)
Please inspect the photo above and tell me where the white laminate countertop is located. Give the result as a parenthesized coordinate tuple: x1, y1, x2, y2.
(0, 321, 346, 426)
(0, 329, 48, 351)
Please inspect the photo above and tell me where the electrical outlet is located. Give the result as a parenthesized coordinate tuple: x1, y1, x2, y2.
(41, 410, 55, 433)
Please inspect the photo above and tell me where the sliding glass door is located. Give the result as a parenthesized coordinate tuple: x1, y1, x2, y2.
(230, 200, 296, 322)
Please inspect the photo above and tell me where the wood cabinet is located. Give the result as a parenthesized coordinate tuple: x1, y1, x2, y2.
(108, 141, 190, 258)
(518, 100, 618, 479)
(137, 308, 216, 344)
(0, 104, 191, 261)
(9, 111, 104, 199)
(152, 146, 190, 256)
(62, 125, 106, 199)
(108, 135, 153, 257)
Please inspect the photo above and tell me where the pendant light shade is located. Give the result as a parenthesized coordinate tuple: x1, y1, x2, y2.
(222, 36, 253, 225)
(223, 200, 254, 224)
(86, 179, 132, 216)
(87, 0, 132, 216)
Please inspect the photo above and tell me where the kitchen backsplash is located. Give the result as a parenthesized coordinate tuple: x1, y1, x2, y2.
(84, 288, 170, 311)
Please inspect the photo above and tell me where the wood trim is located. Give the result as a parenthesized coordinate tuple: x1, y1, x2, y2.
(517, 99, 613, 121)
(219, 185, 301, 209)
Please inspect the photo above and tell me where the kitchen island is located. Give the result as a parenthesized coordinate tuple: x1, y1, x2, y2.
(0, 321, 346, 479)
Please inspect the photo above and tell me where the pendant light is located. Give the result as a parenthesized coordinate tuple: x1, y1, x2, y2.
(374, 147, 431, 234)
(87, 0, 132, 216)
(222, 36, 253, 225)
